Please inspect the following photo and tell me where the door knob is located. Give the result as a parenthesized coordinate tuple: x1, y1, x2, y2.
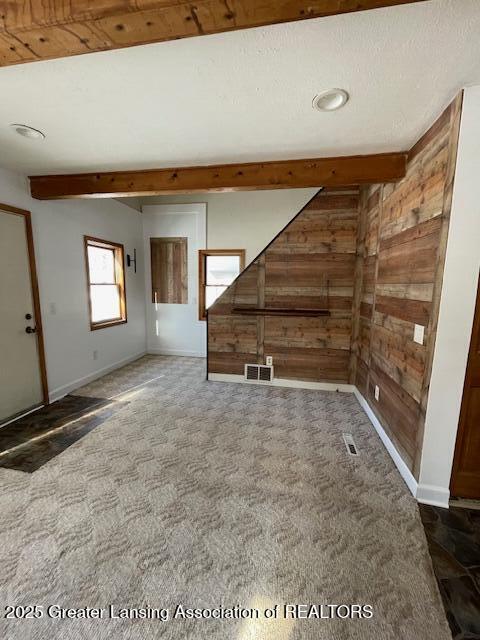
(25, 326, 36, 334)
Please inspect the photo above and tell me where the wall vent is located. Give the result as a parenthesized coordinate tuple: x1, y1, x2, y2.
(244, 364, 274, 383)
(245, 364, 259, 381)
(343, 433, 359, 456)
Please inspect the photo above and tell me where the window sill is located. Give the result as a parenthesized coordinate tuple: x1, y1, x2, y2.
(90, 318, 127, 331)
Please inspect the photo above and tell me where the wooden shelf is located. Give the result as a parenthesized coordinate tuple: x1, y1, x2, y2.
(231, 307, 330, 317)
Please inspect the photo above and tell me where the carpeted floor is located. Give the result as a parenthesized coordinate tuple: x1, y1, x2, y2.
(0, 355, 450, 640)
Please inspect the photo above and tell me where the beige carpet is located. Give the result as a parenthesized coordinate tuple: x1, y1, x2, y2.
(0, 356, 450, 639)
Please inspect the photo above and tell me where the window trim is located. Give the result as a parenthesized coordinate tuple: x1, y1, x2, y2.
(84, 235, 127, 331)
(198, 249, 245, 321)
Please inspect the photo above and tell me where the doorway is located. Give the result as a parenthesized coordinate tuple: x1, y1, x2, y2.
(450, 273, 480, 500)
(0, 203, 48, 425)
(142, 203, 207, 357)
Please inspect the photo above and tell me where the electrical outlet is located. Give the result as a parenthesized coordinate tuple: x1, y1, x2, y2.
(265, 356, 273, 366)
(414, 324, 425, 345)
(374, 385, 380, 401)
(93, 350, 98, 361)
(49, 302, 57, 315)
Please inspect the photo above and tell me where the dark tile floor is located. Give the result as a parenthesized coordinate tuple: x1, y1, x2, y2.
(420, 504, 480, 640)
(0, 394, 123, 472)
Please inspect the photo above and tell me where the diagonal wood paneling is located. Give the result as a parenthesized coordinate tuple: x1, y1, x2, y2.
(208, 188, 360, 382)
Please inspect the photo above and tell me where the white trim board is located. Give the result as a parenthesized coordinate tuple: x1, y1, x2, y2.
(208, 373, 354, 393)
(208, 373, 449, 508)
(353, 388, 418, 499)
(148, 349, 206, 358)
(416, 484, 450, 509)
(49, 351, 147, 403)
(0, 404, 45, 429)
(353, 389, 450, 508)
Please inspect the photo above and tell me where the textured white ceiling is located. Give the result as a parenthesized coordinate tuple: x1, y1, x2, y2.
(0, 0, 479, 176)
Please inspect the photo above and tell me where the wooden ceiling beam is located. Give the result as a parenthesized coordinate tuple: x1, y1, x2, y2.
(29, 153, 407, 199)
(1, 1, 427, 67)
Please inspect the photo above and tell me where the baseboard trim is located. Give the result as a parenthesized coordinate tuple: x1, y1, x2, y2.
(49, 351, 147, 403)
(208, 373, 354, 393)
(148, 348, 206, 358)
(0, 404, 45, 429)
(416, 484, 450, 509)
(353, 390, 450, 507)
(353, 388, 419, 498)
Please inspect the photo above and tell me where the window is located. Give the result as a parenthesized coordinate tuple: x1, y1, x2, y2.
(150, 237, 188, 304)
(198, 249, 245, 320)
(84, 236, 127, 330)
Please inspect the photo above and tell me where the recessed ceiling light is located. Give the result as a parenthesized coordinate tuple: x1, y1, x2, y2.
(10, 124, 46, 140)
(313, 89, 349, 112)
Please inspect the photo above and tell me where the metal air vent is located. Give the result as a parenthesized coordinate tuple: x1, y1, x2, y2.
(343, 433, 359, 456)
(244, 364, 274, 383)
(245, 364, 259, 381)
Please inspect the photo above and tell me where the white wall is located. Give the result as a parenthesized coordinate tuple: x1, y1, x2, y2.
(1, 171, 316, 404)
(115, 197, 142, 212)
(0, 167, 146, 401)
(417, 85, 480, 507)
(142, 188, 318, 264)
(142, 204, 207, 357)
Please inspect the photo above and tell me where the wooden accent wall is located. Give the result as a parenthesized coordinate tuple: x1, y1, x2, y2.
(208, 188, 359, 383)
(150, 237, 187, 304)
(207, 94, 462, 482)
(352, 94, 463, 477)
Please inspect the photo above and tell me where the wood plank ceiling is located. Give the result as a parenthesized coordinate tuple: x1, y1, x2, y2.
(0, 1, 427, 67)
(29, 153, 407, 199)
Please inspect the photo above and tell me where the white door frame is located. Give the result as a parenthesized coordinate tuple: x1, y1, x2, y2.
(142, 202, 207, 357)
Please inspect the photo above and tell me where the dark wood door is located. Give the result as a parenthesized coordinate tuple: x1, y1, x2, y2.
(451, 274, 480, 499)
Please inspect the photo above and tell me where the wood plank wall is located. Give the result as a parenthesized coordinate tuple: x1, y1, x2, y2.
(352, 94, 463, 477)
(150, 237, 188, 304)
(207, 93, 462, 482)
(208, 188, 360, 382)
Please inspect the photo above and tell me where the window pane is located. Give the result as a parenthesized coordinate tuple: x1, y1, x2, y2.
(90, 284, 121, 322)
(206, 255, 240, 286)
(88, 246, 115, 284)
(206, 285, 227, 309)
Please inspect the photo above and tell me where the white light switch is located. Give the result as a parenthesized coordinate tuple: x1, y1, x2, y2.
(414, 324, 425, 345)
(374, 385, 380, 401)
(49, 302, 57, 315)
(265, 356, 273, 366)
